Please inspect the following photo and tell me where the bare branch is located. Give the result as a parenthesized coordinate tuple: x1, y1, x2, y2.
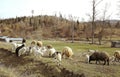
(95, 0, 103, 7)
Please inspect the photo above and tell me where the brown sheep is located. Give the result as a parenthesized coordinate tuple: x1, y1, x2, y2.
(89, 51, 109, 65)
(62, 46, 73, 59)
(31, 40, 36, 45)
(37, 41, 43, 47)
(114, 50, 120, 62)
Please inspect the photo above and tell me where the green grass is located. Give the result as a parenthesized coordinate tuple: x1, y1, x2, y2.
(42, 40, 120, 77)
(0, 40, 120, 77)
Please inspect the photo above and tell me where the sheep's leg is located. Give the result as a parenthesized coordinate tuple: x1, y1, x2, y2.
(96, 60, 98, 64)
(107, 60, 109, 65)
(103, 60, 106, 65)
(62, 53, 64, 58)
(89, 60, 91, 64)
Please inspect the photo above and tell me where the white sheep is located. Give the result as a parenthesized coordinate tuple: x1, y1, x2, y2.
(81, 53, 90, 63)
(29, 41, 44, 58)
(11, 42, 22, 53)
(15, 43, 26, 56)
(84, 54, 90, 63)
(18, 46, 31, 56)
(46, 44, 56, 57)
(62, 46, 73, 59)
(52, 52, 62, 66)
(40, 46, 48, 56)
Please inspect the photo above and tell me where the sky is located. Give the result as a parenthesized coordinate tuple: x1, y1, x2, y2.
(0, 0, 119, 21)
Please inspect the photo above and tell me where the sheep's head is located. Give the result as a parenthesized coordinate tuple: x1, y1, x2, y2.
(22, 38, 26, 43)
(31, 40, 36, 45)
(46, 44, 53, 49)
(37, 41, 43, 47)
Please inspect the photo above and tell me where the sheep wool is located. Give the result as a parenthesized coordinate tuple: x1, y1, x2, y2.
(37, 41, 43, 47)
(114, 50, 120, 61)
(62, 46, 73, 58)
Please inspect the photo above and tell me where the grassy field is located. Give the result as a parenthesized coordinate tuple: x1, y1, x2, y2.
(0, 40, 120, 77)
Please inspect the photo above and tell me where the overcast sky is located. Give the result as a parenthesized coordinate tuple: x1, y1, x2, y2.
(0, 0, 119, 21)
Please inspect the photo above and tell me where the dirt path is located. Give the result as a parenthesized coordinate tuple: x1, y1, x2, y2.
(0, 48, 85, 77)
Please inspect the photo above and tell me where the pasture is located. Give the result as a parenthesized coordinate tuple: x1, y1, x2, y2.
(0, 40, 120, 77)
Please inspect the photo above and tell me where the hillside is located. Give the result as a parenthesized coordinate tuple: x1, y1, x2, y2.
(0, 15, 120, 41)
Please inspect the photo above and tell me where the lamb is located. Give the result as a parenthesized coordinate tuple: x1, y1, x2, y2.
(11, 42, 22, 53)
(15, 39, 26, 56)
(46, 44, 56, 57)
(52, 51, 62, 66)
(81, 53, 90, 63)
(40, 46, 48, 56)
(114, 50, 120, 62)
(36, 41, 43, 47)
(62, 46, 73, 59)
(89, 51, 109, 65)
(31, 41, 44, 58)
(17, 46, 30, 56)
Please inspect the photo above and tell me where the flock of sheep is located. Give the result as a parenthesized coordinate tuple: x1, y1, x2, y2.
(81, 49, 120, 65)
(10, 39, 74, 66)
(10, 39, 120, 66)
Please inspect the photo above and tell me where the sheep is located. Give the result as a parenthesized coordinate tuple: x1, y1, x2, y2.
(18, 45, 34, 57)
(114, 50, 120, 62)
(15, 43, 26, 56)
(31, 40, 36, 45)
(62, 46, 73, 59)
(10, 42, 22, 53)
(40, 46, 48, 56)
(22, 38, 26, 43)
(15, 39, 26, 56)
(29, 41, 44, 58)
(46, 44, 56, 57)
(37, 41, 43, 47)
(89, 51, 109, 65)
(52, 51, 62, 66)
(88, 49, 98, 55)
(81, 53, 90, 63)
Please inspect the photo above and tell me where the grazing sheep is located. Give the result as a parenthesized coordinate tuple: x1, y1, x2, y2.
(81, 53, 90, 63)
(46, 44, 56, 57)
(52, 51, 62, 66)
(82, 53, 90, 63)
(114, 50, 120, 62)
(31, 40, 36, 45)
(29, 40, 37, 54)
(40, 46, 48, 56)
(11, 42, 22, 53)
(15, 39, 26, 56)
(88, 49, 97, 55)
(29, 41, 44, 58)
(18, 45, 33, 56)
(37, 41, 43, 47)
(62, 46, 73, 59)
(109, 56, 115, 62)
(89, 51, 109, 65)
(15, 43, 26, 56)
(22, 38, 26, 43)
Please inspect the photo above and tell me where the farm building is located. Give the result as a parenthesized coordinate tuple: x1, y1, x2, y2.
(111, 41, 120, 48)
(0, 36, 23, 43)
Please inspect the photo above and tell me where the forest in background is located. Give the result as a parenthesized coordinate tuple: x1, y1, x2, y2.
(0, 15, 120, 44)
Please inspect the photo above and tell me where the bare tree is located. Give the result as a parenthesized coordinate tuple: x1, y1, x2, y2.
(91, 0, 103, 44)
(98, 3, 112, 45)
(69, 15, 75, 43)
(98, 3, 108, 45)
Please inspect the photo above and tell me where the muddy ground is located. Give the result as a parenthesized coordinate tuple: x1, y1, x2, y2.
(0, 48, 85, 77)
